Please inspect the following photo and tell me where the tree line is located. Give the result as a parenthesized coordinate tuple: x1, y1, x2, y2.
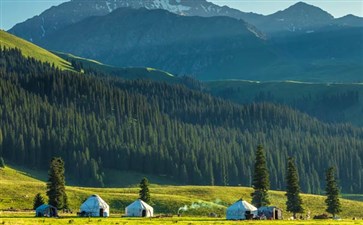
(0, 47, 363, 194)
(251, 145, 341, 219)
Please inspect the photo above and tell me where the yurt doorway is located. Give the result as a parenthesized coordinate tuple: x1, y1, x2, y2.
(274, 209, 278, 220)
(245, 211, 253, 220)
(99, 208, 104, 217)
(142, 210, 146, 217)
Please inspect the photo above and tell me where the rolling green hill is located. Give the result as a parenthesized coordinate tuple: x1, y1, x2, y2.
(1, 166, 363, 219)
(54, 52, 178, 83)
(0, 30, 73, 71)
(207, 80, 363, 126)
(0, 30, 180, 83)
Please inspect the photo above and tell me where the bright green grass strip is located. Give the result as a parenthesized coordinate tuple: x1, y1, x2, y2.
(0, 217, 363, 225)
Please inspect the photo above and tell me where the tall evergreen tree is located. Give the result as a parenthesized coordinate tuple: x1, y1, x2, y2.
(33, 193, 45, 210)
(325, 167, 342, 217)
(251, 145, 270, 207)
(285, 157, 304, 219)
(46, 157, 68, 209)
(139, 177, 151, 204)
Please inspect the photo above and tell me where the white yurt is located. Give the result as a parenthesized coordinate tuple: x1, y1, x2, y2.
(226, 199, 258, 220)
(79, 194, 109, 217)
(125, 199, 153, 217)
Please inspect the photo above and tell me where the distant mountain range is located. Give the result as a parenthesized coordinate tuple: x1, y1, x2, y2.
(7, 0, 363, 81)
(9, 0, 363, 43)
(8, 0, 259, 43)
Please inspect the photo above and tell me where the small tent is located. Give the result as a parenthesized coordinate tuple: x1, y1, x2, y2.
(226, 199, 258, 220)
(258, 206, 283, 220)
(79, 194, 109, 217)
(125, 199, 153, 217)
(35, 204, 58, 217)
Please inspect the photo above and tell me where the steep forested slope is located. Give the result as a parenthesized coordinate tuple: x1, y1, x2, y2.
(1, 48, 363, 193)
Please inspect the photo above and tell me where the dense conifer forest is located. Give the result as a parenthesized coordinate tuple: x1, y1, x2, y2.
(1, 48, 363, 194)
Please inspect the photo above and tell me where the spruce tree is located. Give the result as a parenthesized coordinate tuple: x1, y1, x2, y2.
(251, 145, 270, 207)
(46, 157, 68, 209)
(285, 157, 303, 219)
(33, 193, 45, 209)
(0, 157, 5, 168)
(325, 167, 342, 217)
(139, 177, 151, 204)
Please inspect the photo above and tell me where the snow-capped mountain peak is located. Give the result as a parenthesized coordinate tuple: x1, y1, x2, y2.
(9, 0, 260, 43)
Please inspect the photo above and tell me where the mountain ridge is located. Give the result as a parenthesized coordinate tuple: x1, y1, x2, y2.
(39, 7, 278, 80)
(8, 0, 262, 43)
(9, 0, 363, 43)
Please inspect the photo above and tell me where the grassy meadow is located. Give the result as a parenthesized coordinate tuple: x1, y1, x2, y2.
(54, 51, 178, 82)
(0, 31, 73, 71)
(2, 166, 363, 222)
(1, 217, 363, 225)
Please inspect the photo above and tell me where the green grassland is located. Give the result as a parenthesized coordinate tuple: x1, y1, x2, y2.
(1, 217, 363, 225)
(0, 31, 73, 71)
(54, 52, 178, 82)
(1, 166, 363, 220)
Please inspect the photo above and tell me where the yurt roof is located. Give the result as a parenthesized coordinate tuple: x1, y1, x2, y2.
(126, 199, 153, 210)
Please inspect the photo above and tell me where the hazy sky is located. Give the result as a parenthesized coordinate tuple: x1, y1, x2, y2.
(1, 0, 362, 30)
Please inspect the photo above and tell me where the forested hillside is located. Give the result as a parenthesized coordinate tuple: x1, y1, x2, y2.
(207, 81, 363, 126)
(1, 48, 363, 194)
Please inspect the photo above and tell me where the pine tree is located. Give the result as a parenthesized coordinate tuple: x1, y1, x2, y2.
(0, 157, 5, 168)
(251, 145, 270, 207)
(33, 193, 45, 210)
(139, 177, 151, 204)
(46, 157, 68, 209)
(285, 157, 303, 219)
(325, 167, 342, 217)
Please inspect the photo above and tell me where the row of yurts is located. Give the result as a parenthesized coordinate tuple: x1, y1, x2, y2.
(36, 195, 283, 220)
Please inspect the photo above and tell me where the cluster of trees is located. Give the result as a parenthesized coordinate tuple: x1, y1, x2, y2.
(1, 48, 363, 194)
(251, 145, 342, 218)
